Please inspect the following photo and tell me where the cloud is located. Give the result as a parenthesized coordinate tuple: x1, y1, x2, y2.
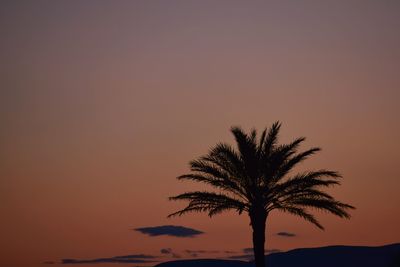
(242, 248, 253, 254)
(134, 225, 204, 237)
(61, 254, 157, 264)
(160, 248, 181, 258)
(161, 248, 172, 254)
(276, 231, 296, 237)
(184, 250, 220, 258)
(184, 250, 220, 254)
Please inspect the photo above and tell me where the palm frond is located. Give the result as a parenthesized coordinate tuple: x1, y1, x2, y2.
(207, 142, 244, 178)
(287, 197, 354, 219)
(230, 126, 258, 166)
(262, 121, 281, 156)
(264, 170, 342, 210)
(177, 173, 246, 200)
(169, 122, 354, 233)
(274, 205, 324, 229)
(230, 126, 259, 191)
(184, 156, 248, 199)
(257, 128, 267, 155)
(264, 137, 306, 177)
(271, 170, 341, 194)
(273, 147, 321, 182)
(168, 191, 248, 217)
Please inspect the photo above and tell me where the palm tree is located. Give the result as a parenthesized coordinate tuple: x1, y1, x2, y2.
(168, 122, 354, 267)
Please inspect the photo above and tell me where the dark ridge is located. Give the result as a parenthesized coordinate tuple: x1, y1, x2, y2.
(155, 243, 400, 267)
(155, 259, 250, 267)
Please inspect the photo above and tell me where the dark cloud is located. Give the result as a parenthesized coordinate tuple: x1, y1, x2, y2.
(184, 250, 220, 258)
(161, 248, 172, 254)
(134, 225, 204, 237)
(276, 231, 296, 237)
(159, 248, 180, 258)
(61, 254, 157, 264)
(243, 248, 253, 254)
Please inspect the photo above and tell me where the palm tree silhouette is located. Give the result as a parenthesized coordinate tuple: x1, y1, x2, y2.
(168, 122, 354, 267)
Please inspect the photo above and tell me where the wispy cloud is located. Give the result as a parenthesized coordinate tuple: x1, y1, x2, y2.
(242, 248, 253, 254)
(184, 249, 221, 258)
(276, 231, 296, 237)
(184, 250, 220, 254)
(134, 225, 204, 237)
(159, 248, 180, 258)
(60, 254, 157, 264)
(161, 248, 172, 254)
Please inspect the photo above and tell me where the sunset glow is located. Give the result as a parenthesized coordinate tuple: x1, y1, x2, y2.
(1, 1, 399, 267)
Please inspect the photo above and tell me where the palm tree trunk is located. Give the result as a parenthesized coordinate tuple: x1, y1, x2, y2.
(251, 213, 267, 267)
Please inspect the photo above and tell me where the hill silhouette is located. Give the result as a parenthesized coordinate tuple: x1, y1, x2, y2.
(155, 243, 400, 267)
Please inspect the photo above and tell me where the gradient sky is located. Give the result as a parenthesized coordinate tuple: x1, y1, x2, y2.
(1, 1, 400, 267)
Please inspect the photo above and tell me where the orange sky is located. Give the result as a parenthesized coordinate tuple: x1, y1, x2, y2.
(1, 1, 400, 267)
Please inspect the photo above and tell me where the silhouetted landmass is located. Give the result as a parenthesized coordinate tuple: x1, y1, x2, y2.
(156, 259, 250, 267)
(155, 243, 400, 267)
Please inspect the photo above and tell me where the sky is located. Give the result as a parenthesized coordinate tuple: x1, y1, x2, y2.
(1, 1, 400, 267)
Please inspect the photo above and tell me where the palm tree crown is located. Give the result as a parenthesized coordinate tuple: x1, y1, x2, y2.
(169, 122, 354, 267)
